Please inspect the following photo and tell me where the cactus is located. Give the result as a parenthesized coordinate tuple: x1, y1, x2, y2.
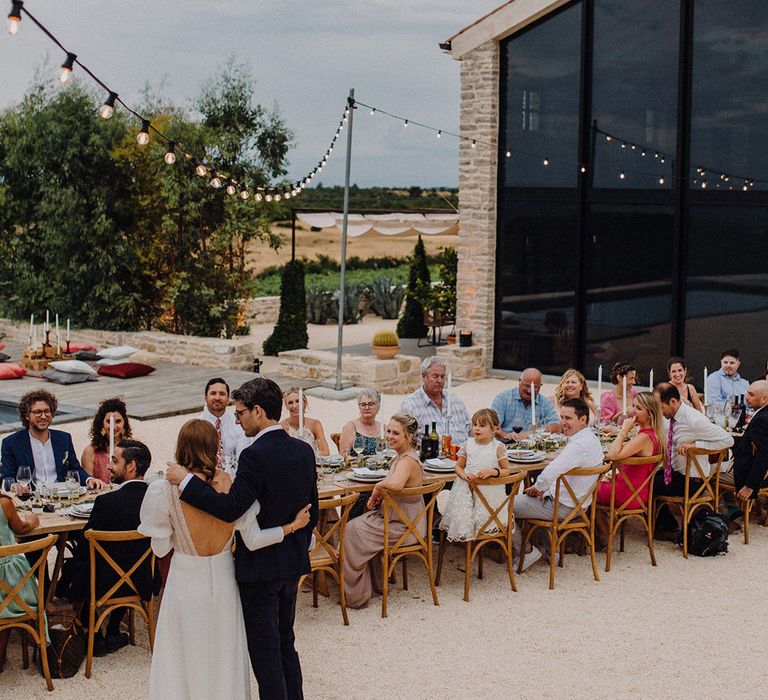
(372, 330, 400, 347)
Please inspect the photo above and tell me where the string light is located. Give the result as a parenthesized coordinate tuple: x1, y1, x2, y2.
(505, 150, 511, 158)
(239, 183, 249, 200)
(369, 107, 376, 115)
(193, 158, 207, 177)
(209, 171, 221, 188)
(7, 0, 22, 35)
(659, 176, 665, 184)
(99, 92, 117, 119)
(136, 119, 150, 146)
(164, 142, 176, 165)
(619, 170, 626, 180)
(436, 130, 441, 138)
(59, 52, 76, 83)
(225, 180, 237, 196)
(580, 165, 586, 173)
(543, 156, 550, 166)
(471, 140, 476, 148)
(403, 120, 408, 127)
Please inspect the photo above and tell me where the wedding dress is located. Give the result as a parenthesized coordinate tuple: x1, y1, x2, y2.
(139, 478, 284, 700)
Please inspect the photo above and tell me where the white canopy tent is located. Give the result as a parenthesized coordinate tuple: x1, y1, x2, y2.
(296, 211, 459, 237)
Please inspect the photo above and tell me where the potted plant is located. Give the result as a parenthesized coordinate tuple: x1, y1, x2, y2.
(371, 329, 400, 360)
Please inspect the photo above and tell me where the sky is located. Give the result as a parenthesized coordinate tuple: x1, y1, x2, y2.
(0, 1, 500, 187)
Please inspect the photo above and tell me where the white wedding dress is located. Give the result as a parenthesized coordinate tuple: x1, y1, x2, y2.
(139, 479, 285, 700)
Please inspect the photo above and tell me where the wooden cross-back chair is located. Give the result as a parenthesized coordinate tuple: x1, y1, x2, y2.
(380, 481, 443, 618)
(652, 447, 728, 558)
(83, 530, 156, 678)
(517, 464, 609, 590)
(719, 442, 767, 544)
(298, 492, 358, 625)
(330, 433, 341, 452)
(0, 534, 57, 691)
(436, 472, 527, 602)
(596, 455, 662, 572)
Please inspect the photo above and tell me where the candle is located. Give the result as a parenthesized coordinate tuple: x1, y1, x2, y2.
(446, 372, 452, 420)
(298, 388, 304, 434)
(45, 309, 49, 333)
(55, 313, 59, 338)
(56, 332, 61, 356)
(622, 375, 627, 415)
(109, 414, 115, 459)
(66, 318, 70, 342)
(29, 314, 33, 345)
(597, 364, 603, 411)
(648, 369, 654, 392)
(704, 366, 708, 393)
(531, 382, 536, 426)
(32, 324, 37, 349)
(380, 418, 385, 440)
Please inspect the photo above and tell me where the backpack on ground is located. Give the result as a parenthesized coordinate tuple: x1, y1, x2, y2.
(679, 507, 729, 556)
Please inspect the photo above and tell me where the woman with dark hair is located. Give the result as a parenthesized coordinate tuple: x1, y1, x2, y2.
(139, 419, 310, 700)
(80, 397, 132, 482)
(600, 362, 638, 423)
(667, 356, 702, 410)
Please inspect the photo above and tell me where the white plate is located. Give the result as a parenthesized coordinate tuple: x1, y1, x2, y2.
(347, 474, 387, 483)
(54, 485, 88, 496)
(424, 464, 456, 474)
(506, 450, 547, 463)
(505, 449, 536, 458)
(424, 458, 454, 469)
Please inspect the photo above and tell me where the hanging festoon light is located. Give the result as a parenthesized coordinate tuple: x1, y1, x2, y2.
(192, 158, 207, 177)
(436, 130, 442, 138)
(209, 171, 222, 188)
(225, 180, 237, 196)
(164, 142, 176, 165)
(99, 91, 117, 119)
(7, 0, 22, 35)
(659, 176, 665, 184)
(59, 52, 76, 83)
(136, 119, 150, 145)
(239, 183, 249, 200)
(543, 156, 550, 166)
(619, 170, 626, 180)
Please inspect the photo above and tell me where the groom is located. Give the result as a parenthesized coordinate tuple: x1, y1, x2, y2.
(167, 378, 318, 699)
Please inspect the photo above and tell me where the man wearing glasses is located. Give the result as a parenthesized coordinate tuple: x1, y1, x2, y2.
(0, 388, 106, 489)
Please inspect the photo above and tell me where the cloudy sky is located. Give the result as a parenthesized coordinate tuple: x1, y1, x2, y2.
(0, 1, 499, 187)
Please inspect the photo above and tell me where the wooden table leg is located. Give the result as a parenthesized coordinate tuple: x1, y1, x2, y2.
(45, 533, 68, 607)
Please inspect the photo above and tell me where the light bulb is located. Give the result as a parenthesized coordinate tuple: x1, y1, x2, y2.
(240, 185, 249, 200)
(701, 180, 707, 189)
(403, 120, 408, 127)
(274, 194, 282, 201)
(265, 194, 273, 202)
(226, 181, 237, 196)
(659, 176, 665, 184)
(284, 191, 291, 199)
(621, 142, 627, 149)
(436, 130, 441, 138)
(59, 53, 76, 83)
(619, 170, 626, 180)
(370, 108, 376, 115)
(606, 135, 612, 141)
(7, 1, 22, 35)
(580, 166, 586, 173)
(193, 158, 207, 177)
(471, 140, 476, 148)
(209, 171, 221, 188)
(505, 150, 511, 158)
(164, 142, 176, 165)
(136, 120, 150, 146)
(99, 92, 117, 119)
(543, 157, 550, 166)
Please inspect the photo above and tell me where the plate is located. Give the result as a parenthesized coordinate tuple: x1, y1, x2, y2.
(71, 503, 94, 515)
(318, 455, 344, 466)
(506, 450, 547, 463)
(54, 485, 88, 496)
(424, 458, 455, 470)
(347, 473, 387, 483)
(68, 511, 92, 519)
(424, 464, 456, 474)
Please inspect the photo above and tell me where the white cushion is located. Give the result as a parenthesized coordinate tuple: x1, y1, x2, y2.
(97, 345, 138, 360)
(97, 357, 129, 366)
(48, 359, 97, 375)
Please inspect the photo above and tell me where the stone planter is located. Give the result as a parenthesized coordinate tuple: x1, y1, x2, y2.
(371, 345, 400, 360)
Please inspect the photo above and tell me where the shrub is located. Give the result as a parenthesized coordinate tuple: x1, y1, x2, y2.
(397, 236, 430, 338)
(263, 260, 308, 355)
(367, 276, 406, 319)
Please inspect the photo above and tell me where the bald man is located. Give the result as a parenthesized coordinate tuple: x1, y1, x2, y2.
(491, 368, 560, 441)
(732, 380, 768, 500)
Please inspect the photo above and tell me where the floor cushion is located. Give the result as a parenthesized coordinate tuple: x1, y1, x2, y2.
(43, 369, 98, 385)
(97, 362, 155, 379)
(67, 342, 97, 352)
(49, 359, 97, 375)
(0, 363, 26, 379)
(97, 345, 139, 360)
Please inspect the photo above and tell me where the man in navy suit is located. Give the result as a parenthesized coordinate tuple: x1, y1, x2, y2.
(167, 378, 318, 700)
(732, 380, 768, 499)
(1, 389, 107, 489)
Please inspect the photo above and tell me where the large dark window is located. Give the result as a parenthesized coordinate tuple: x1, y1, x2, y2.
(684, 205, 768, 380)
(494, 200, 578, 375)
(691, 1, 768, 190)
(501, 2, 582, 188)
(591, 0, 679, 189)
(584, 203, 674, 380)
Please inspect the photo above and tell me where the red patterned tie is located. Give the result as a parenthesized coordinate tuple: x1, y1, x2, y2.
(215, 417, 224, 468)
(664, 417, 675, 485)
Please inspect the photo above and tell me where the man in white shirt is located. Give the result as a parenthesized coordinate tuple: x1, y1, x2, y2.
(199, 377, 250, 463)
(653, 382, 734, 535)
(512, 398, 604, 569)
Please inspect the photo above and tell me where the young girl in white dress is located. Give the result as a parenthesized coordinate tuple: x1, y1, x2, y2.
(440, 409, 512, 541)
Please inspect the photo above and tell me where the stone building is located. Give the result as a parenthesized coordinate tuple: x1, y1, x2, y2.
(443, 0, 768, 382)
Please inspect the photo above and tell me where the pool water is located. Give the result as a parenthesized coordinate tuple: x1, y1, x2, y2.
(0, 402, 19, 423)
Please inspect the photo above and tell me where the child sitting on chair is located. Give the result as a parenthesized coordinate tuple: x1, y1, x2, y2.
(440, 409, 512, 542)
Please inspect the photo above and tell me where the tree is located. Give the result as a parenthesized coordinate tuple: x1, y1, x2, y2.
(263, 260, 308, 355)
(397, 235, 430, 338)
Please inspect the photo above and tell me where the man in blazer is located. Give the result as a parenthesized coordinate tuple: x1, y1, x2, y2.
(167, 378, 318, 700)
(732, 380, 768, 499)
(64, 439, 160, 655)
(1, 389, 106, 488)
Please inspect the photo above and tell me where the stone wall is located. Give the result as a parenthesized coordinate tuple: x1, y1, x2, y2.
(279, 349, 422, 394)
(436, 345, 486, 382)
(0, 319, 256, 371)
(247, 296, 281, 325)
(457, 39, 499, 369)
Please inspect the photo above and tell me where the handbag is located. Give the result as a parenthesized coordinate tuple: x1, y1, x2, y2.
(38, 611, 86, 679)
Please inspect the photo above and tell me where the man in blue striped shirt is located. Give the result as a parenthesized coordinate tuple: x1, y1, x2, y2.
(400, 357, 471, 446)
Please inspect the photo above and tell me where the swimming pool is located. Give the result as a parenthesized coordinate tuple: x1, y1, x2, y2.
(0, 397, 91, 433)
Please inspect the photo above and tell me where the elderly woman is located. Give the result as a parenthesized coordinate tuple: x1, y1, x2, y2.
(600, 362, 639, 423)
(343, 413, 424, 609)
(553, 369, 597, 424)
(339, 389, 384, 456)
(667, 356, 702, 410)
(280, 387, 330, 456)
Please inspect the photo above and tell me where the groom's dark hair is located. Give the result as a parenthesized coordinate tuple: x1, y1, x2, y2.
(233, 378, 284, 421)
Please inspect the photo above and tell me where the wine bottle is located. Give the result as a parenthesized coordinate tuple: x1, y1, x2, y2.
(420, 425, 431, 461)
(735, 395, 747, 431)
(429, 421, 439, 459)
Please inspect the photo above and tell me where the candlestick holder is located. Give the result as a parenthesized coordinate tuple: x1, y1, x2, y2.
(65, 339, 72, 355)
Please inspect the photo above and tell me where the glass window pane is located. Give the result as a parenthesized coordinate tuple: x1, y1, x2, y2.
(500, 3, 582, 188)
(583, 203, 674, 381)
(691, 1, 768, 191)
(684, 205, 768, 381)
(495, 199, 578, 374)
(591, 0, 679, 189)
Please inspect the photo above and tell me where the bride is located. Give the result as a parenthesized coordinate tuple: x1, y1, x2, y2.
(139, 419, 310, 699)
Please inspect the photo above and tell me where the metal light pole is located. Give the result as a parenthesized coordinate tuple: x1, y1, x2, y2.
(334, 88, 354, 391)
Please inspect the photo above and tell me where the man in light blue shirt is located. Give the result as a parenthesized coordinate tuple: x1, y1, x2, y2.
(705, 348, 750, 409)
(491, 368, 560, 441)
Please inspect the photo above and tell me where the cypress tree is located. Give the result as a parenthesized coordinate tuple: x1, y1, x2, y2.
(397, 235, 430, 338)
(263, 260, 309, 355)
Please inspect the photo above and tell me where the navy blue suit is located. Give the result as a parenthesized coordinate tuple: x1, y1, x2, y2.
(1, 428, 90, 484)
(181, 426, 318, 700)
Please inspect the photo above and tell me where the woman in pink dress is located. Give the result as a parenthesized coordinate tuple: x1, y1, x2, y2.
(600, 361, 639, 423)
(597, 391, 666, 510)
(80, 397, 132, 482)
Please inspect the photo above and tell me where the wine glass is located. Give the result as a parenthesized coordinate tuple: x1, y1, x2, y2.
(66, 470, 81, 500)
(1, 477, 15, 496)
(16, 465, 32, 501)
(511, 425, 524, 441)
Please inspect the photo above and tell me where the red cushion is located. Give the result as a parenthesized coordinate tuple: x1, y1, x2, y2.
(0, 363, 26, 379)
(97, 362, 155, 379)
(67, 342, 97, 352)
(0, 342, 5, 350)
